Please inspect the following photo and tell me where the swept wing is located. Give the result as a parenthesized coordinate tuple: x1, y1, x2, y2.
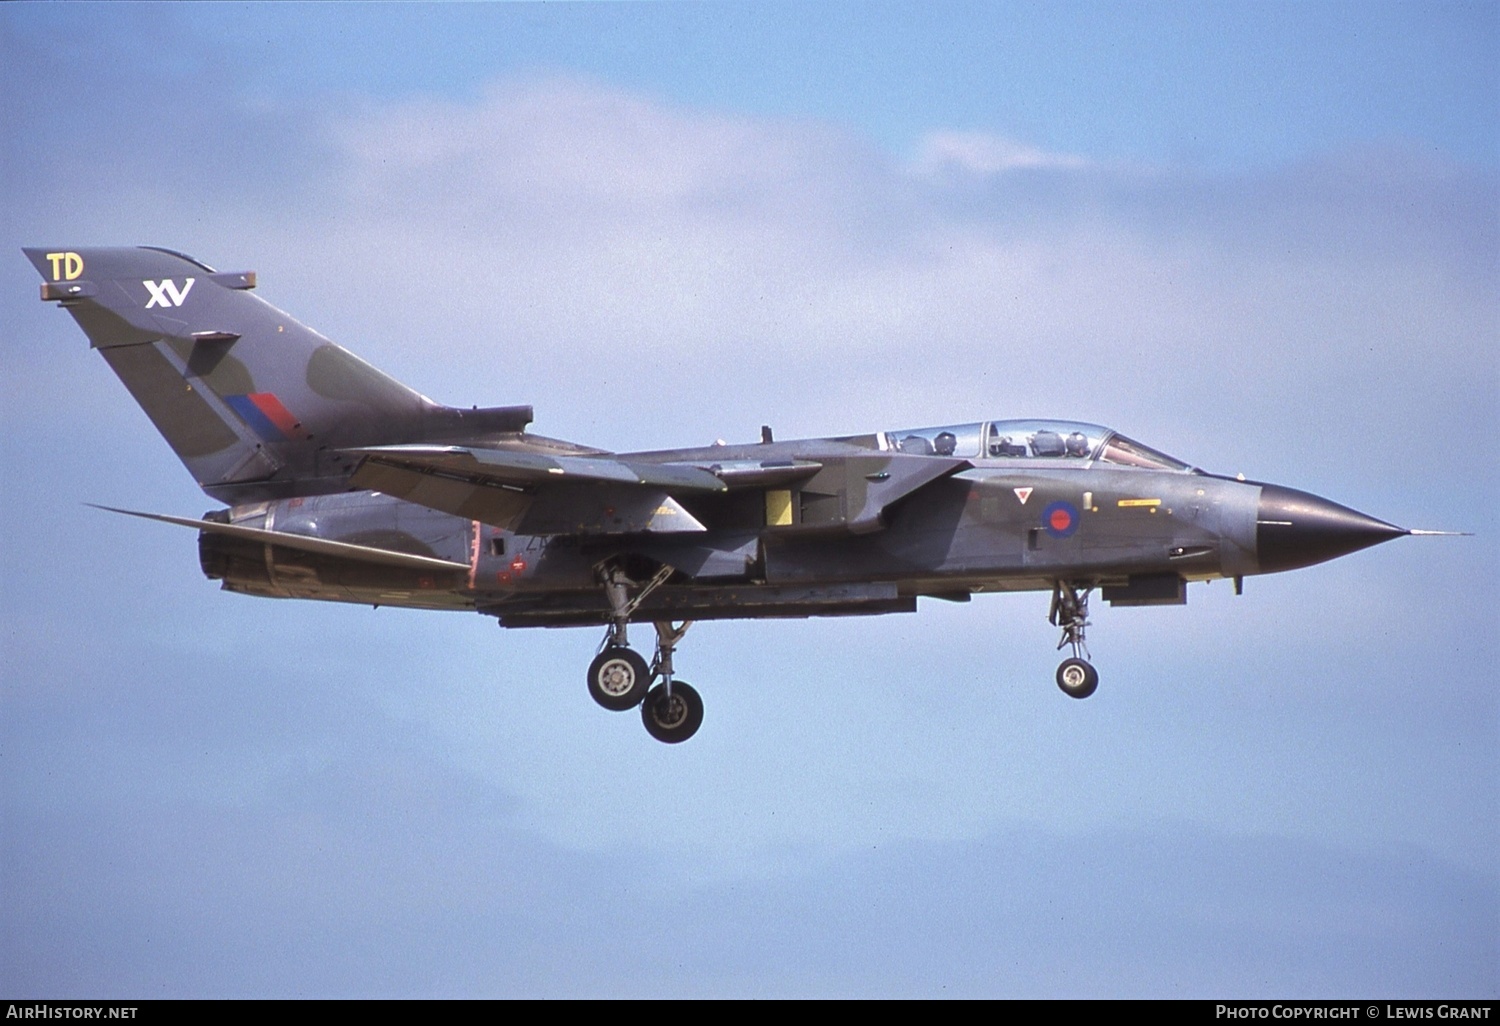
(344, 444, 966, 536)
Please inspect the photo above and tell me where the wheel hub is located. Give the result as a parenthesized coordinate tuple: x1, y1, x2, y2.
(650, 694, 689, 729)
(598, 659, 636, 697)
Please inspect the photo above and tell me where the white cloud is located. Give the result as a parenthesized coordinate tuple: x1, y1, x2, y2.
(9, 70, 1491, 464)
(7, 66, 1495, 875)
(911, 129, 1090, 177)
(279, 78, 1492, 465)
(5, 25, 1496, 995)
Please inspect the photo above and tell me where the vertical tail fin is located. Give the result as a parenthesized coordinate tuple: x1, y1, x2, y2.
(25, 246, 446, 502)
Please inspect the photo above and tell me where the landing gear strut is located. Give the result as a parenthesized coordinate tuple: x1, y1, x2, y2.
(584, 566, 662, 712)
(585, 564, 704, 743)
(641, 621, 702, 744)
(1050, 580, 1099, 699)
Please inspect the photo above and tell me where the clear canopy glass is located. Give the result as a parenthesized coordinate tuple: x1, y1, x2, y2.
(882, 419, 1193, 472)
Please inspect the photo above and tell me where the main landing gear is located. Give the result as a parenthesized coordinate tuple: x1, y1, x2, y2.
(586, 565, 704, 744)
(586, 646, 650, 711)
(1050, 580, 1099, 699)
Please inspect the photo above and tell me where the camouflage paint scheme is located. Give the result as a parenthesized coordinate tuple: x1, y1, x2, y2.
(25, 247, 1414, 741)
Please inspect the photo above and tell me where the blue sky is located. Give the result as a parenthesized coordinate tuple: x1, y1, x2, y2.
(2, 1, 1496, 998)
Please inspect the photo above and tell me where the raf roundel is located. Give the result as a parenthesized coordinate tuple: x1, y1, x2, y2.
(1042, 500, 1080, 539)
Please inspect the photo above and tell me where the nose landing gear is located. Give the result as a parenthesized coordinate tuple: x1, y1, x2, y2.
(1055, 656, 1099, 699)
(1050, 581, 1099, 699)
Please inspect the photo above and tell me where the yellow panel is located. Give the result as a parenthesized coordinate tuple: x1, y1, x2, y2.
(766, 489, 794, 526)
(1117, 498, 1162, 508)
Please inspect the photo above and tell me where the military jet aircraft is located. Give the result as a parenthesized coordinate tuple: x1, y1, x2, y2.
(25, 246, 1443, 743)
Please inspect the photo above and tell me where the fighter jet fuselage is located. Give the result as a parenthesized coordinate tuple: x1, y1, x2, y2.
(190, 442, 1382, 617)
(25, 247, 1420, 742)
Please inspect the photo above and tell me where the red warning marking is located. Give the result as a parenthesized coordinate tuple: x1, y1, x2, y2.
(468, 520, 481, 591)
(510, 556, 527, 574)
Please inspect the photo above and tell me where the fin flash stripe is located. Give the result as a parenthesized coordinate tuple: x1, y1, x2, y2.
(226, 393, 310, 442)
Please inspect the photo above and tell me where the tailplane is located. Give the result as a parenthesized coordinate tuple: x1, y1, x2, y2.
(24, 246, 531, 503)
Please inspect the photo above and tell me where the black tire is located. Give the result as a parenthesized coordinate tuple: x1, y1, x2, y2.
(587, 646, 651, 711)
(1056, 657, 1099, 699)
(640, 681, 704, 744)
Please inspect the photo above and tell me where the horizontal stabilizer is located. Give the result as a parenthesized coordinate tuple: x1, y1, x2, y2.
(88, 504, 471, 573)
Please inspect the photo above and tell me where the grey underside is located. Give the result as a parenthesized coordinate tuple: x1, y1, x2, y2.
(183, 465, 1258, 625)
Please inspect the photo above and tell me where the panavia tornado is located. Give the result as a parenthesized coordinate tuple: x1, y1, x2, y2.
(25, 246, 1448, 743)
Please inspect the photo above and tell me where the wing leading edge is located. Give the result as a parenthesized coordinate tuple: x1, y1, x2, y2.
(345, 445, 724, 535)
(344, 444, 968, 537)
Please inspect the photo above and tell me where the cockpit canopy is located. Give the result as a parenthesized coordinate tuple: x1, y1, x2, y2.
(882, 419, 1194, 472)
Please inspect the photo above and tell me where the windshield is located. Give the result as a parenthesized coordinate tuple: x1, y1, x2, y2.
(1098, 434, 1193, 472)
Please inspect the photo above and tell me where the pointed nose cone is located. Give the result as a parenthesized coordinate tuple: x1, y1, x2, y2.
(1256, 484, 1407, 574)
